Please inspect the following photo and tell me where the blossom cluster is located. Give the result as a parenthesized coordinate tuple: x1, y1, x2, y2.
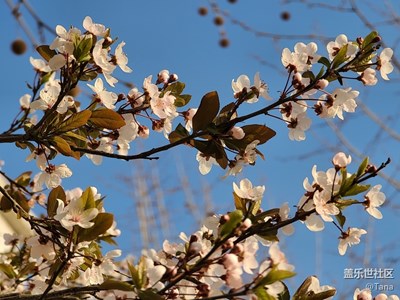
(279, 34, 393, 141)
(298, 152, 386, 255)
(0, 14, 395, 300)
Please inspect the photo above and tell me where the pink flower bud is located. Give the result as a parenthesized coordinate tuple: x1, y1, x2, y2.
(157, 69, 170, 84)
(332, 152, 351, 168)
(315, 79, 329, 89)
(229, 126, 245, 140)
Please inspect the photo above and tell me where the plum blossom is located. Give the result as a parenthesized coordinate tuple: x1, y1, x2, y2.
(316, 87, 359, 120)
(223, 253, 243, 288)
(26, 234, 56, 260)
(294, 42, 321, 64)
(30, 57, 51, 73)
(144, 75, 178, 119)
(93, 39, 117, 86)
(33, 163, 72, 191)
(224, 140, 260, 177)
(50, 24, 81, 55)
(281, 47, 309, 73)
(314, 190, 340, 222)
(281, 100, 311, 141)
(269, 243, 295, 271)
(114, 42, 132, 73)
(363, 184, 386, 219)
(377, 48, 394, 80)
(87, 78, 118, 109)
(117, 114, 139, 155)
(338, 227, 367, 255)
(232, 72, 271, 103)
(287, 112, 312, 141)
(196, 152, 218, 175)
(305, 276, 335, 300)
(279, 202, 294, 235)
(184, 108, 197, 131)
(143, 257, 166, 290)
(353, 288, 373, 300)
(359, 68, 377, 86)
(327, 34, 358, 61)
(310, 164, 341, 193)
(375, 293, 400, 300)
(48, 54, 67, 71)
(54, 196, 99, 231)
(83, 16, 108, 37)
(240, 236, 259, 274)
(233, 178, 265, 201)
(30, 85, 74, 114)
(86, 137, 114, 165)
(251, 243, 294, 298)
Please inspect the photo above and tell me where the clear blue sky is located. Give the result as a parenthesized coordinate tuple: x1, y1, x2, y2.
(1, 0, 399, 296)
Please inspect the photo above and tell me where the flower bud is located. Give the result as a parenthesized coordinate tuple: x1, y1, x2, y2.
(315, 79, 329, 90)
(157, 69, 170, 84)
(229, 126, 245, 140)
(138, 125, 149, 138)
(332, 152, 352, 169)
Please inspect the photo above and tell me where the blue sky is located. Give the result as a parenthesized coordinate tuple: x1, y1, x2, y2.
(1, 0, 399, 296)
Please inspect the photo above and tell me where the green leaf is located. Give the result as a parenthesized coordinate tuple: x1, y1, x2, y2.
(219, 209, 243, 239)
(77, 213, 114, 243)
(0, 263, 17, 278)
(48, 186, 66, 217)
(213, 140, 228, 169)
(80, 70, 98, 81)
(256, 231, 279, 243)
(253, 208, 280, 222)
(164, 81, 185, 95)
(168, 124, 189, 144)
(335, 211, 346, 228)
(215, 102, 236, 125)
(15, 171, 32, 187)
(174, 94, 191, 107)
(254, 287, 275, 300)
(362, 31, 379, 51)
(256, 268, 296, 287)
(331, 44, 349, 69)
(100, 279, 134, 292)
(241, 124, 276, 145)
(80, 187, 96, 210)
(278, 282, 291, 300)
(192, 91, 220, 132)
(343, 184, 370, 196)
(89, 108, 125, 130)
(308, 290, 337, 300)
(51, 136, 76, 158)
(53, 110, 92, 134)
(336, 199, 360, 209)
(74, 36, 93, 62)
(36, 45, 57, 62)
(302, 71, 315, 81)
(318, 56, 331, 69)
(356, 157, 369, 177)
(233, 192, 247, 214)
(128, 257, 148, 290)
(315, 66, 326, 80)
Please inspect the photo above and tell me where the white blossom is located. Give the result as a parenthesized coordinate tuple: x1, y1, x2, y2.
(377, 48, 394, 80)
(364, 184, 386, 219)
(338, 227, 367, 255)
(233, 178, 265, 201)
(54, 197, 99, 231)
